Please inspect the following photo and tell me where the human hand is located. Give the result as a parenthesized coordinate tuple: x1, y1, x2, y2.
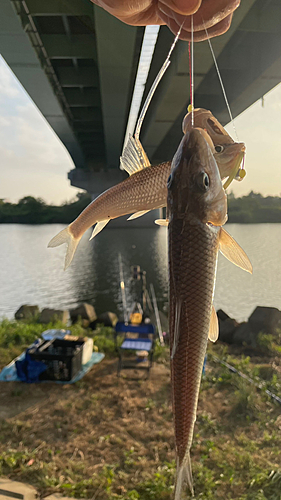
(91, 0, 240, 41)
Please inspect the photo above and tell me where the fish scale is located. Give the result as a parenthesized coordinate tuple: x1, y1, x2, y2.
(168, 129, 252, 499)
(48, 109, 245, 271)
(70, 161, 169, 239)
(168, 128, 229, 498)
(170, 220, 220, 466)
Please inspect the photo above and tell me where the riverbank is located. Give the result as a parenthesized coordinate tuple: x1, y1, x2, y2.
(1, 192, 281, 224)
(0, 318, 281, 499)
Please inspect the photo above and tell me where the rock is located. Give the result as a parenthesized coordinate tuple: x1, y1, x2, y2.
(97, 311, 118, 327)
(249, 306, 281, 336)
(70, 303, 97, 324)
(15, 304, 39, 320)
(0, 478, 37, 500)
(218, 318, 238, 344)
(45, 495, 79, 500)
(39, 308, 69, 324)
(217, 309, 231, 322)
(232, 322, 256, 347)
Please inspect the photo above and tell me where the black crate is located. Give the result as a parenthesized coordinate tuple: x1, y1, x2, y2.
(29, 338, 84, 381)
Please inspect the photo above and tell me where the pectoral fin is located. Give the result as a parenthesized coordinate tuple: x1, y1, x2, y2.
(208, 305, 219, 342)
(127, 210, 150, 220)
(89, 220, 110, 241)
(219, 227, 253, 274)
(155, 219, 169, 226)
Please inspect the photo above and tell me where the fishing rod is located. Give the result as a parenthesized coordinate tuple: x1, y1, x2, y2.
(150, 283, 164, 346)
(118, 253, 129, 324)
(211, 355, 281, 407)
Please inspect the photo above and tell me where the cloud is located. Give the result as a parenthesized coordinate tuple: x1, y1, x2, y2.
(1, 52, 281, 204)
(0, 59, 77, 204)
(225, 83, 281, 197)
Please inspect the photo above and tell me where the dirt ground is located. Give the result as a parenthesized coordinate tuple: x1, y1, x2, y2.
(0, 354, 281, 499)
(0, 359, 175, 497)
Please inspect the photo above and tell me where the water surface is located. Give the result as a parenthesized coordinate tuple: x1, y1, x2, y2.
(0, 224, 280, 322)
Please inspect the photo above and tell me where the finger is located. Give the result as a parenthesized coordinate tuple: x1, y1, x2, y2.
(91, 0, 151, 17)
(169, 0, 240, 32)
(192, 13, 233, 40)
(117, 7, 164, 25)
(159, 11, 233, 41)
(159, 0, 202, 16)
(93, 0, 164, 25)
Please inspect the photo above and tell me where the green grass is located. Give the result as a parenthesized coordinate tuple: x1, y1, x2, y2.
(0, 318, 117, 369)
(0, 321, 281, 499)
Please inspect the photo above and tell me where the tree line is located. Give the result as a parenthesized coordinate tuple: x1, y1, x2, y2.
(0, 191, 281, 224)
(227, 191, 281, 223)
(0, 193, 92, 224)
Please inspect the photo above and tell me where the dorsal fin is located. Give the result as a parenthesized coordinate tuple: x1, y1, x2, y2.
(120, 134, 151, 175)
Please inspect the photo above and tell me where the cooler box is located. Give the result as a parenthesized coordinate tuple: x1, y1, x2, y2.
(29, 338, 84, 381)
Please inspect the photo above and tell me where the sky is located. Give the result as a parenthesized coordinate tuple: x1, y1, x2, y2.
(0, 54, 281, 205)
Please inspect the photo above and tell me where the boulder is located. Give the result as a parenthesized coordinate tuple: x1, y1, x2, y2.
(0, 478, 37, 500)
(232, 322, 256, 347)
(97, 311, 118, 327)
(70, 303, 97, 324)
(249, 306, 281, 336)
(218, 318, 238, 344)
(15, 304, 39, 320)
(217, 309, 231, 322)
(39, 308, 69, 324)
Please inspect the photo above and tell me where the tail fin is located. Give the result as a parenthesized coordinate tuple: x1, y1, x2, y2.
(174, 454, 194, 500)
(48, 227, 81, 270)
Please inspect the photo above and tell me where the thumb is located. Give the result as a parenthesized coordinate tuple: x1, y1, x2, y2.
(160, 0, 202, 16)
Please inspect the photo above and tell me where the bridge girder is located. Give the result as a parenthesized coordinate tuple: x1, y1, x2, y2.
(0, 0, 280, 188)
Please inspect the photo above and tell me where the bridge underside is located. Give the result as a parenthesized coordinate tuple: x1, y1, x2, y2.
(0, 0, 281, 192)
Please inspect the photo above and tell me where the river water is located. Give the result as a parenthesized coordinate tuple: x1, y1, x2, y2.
(0, 223, 280, 322)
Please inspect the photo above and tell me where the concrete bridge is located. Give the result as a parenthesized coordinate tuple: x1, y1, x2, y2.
(1, 0, 281, 198)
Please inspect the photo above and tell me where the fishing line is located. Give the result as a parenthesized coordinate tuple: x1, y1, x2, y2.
(189, 15, 195, 127)
(212, 356, 281, 406)
(203, 22, 239, 142)
(134, 23, 184, 141)
(188, 42, 192, 109)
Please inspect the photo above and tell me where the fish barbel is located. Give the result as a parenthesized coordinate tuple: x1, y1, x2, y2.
(48, 109, 245, 270)
(168, 128, 252, 499)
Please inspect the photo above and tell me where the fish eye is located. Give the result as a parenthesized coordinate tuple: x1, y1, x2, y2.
(214, 145, 224, 153)
(197, 172, 210, 191)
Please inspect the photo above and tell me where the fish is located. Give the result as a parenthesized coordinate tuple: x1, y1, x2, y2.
(48, 141, 170, 270)
(183, 108, 246, 181)
(167, 127, 252, 499)
(48, 109, 245, 270)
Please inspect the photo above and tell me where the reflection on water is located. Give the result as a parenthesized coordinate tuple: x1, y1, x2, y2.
(215, 224, 281, 321)
(0, 223, 280, 322)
